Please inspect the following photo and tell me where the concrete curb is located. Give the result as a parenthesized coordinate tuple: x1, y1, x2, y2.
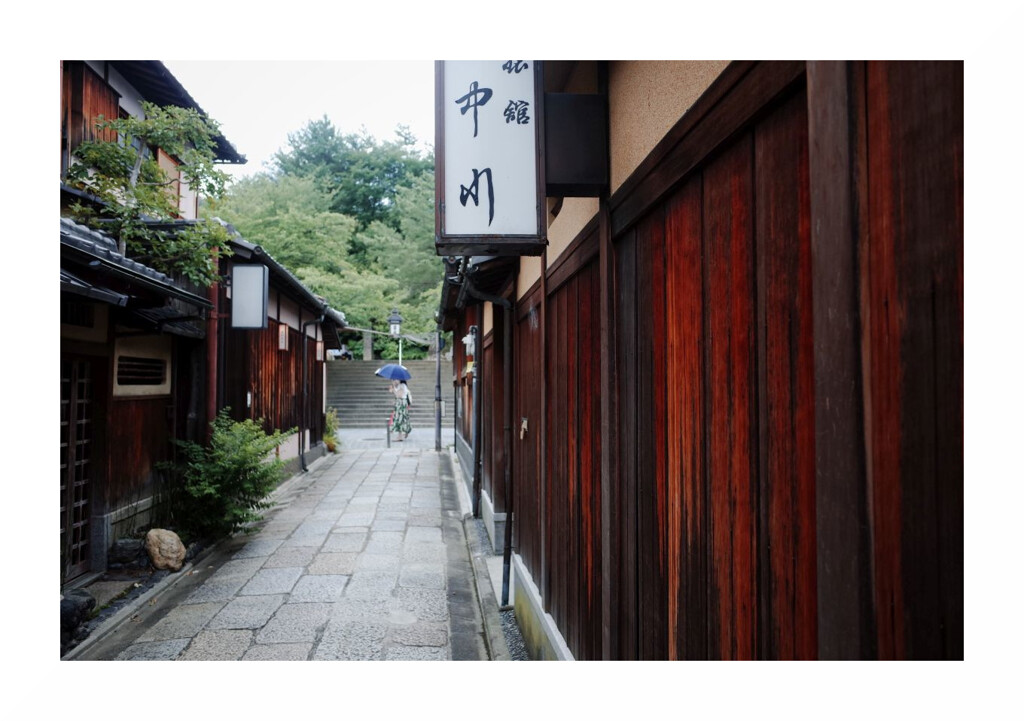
(446, 445, 510, 660)
(61, 453, 331, 661)
(463, 516, 511, 661)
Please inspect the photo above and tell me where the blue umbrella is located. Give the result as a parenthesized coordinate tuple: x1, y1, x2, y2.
(375, 363, 411, 381)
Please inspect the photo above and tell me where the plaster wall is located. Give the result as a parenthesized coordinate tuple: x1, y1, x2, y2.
(517, 255, 543, 300)
(483, 302, 493, 336)
(608, 60, 729, 192)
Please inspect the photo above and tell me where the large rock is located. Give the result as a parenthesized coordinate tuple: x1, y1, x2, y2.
(144, 528, 186, 571)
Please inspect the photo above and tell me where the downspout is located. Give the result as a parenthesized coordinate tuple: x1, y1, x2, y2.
(300, 310, 325, 472)
(471, 324, 482, 517)
(435, 325, 442, 452)
(501, 298, 515, 608)
(206, 279, 219, 443)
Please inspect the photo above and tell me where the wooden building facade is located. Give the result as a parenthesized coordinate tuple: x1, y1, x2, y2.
(60, 61, 345, 586)
(437, 60, 963, 660)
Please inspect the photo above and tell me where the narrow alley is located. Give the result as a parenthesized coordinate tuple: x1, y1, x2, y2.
(66, 432, 512, 661)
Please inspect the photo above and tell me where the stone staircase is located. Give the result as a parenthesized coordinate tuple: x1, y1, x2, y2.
(326, 359, 452, 429)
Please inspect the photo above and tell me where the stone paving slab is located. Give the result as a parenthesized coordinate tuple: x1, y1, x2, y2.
(307, 552, 358, 575)
(263, 546, 318, 568)
(242, 643, 313, 661)
(232, 539, 284, 559)
(314, 619, 389, 660)
(239, 567, 304, 596)
(255, 602, 332, 644)
(116, 638, 190, 661)
(290, 574, 349, 602)
(138, 601, 225, 642)
(399, 563, 447, 590)
(321, 531, 367, 553)
(207, 595, 286, 630)
(385, 645, 448, 660)
(390, 621, 448, 647)
(179, 629, 254, 660)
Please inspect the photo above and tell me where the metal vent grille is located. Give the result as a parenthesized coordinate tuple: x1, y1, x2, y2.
(117, 355, 166, 386)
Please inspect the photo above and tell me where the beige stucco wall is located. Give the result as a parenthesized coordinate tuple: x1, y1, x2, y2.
(518, 254, 543, 299)
(609, 60, 729, 192)
(515, 60, 729, 302)
(483, 302, 493, 336)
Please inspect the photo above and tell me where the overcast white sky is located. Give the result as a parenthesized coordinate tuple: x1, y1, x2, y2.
(163, 60, 436, 181)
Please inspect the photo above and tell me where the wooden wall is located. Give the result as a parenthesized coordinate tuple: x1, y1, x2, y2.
(106, 396, 173, 506)
(62, 61, 119, 165)
(501, 60, 962, 661)
(809, 61, 964, 660)
(223, 319, 324, 441)
(483, 318, 507, 511)
(613, 85, 816, 659)
(543, 252, 604, 659)
(514, 283, 544, 582)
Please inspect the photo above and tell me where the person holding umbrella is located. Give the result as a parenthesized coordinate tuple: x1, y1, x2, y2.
(377, 364, 412, 441)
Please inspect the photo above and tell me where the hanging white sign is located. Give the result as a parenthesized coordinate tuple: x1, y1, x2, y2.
(436, 60, 545, 256)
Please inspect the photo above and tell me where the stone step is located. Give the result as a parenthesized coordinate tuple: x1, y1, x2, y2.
(325, 359, 453, 430)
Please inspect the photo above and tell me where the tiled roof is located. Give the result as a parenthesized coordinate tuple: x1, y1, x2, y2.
(60, 216, 212, 309)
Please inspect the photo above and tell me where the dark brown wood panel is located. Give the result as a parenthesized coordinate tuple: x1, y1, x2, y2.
(579, 260, 603, 660)
(863, 61, 964, 660)
(539, 254, 605, 660)
(754, 87, 817, 660)
(107, 396, 172, 504)
(489, 318, 507, 512)
(514, 302, 543, 576)
(704, 132, 758, 660)
(614, 228, 639, 659)
(636, 207, 669, 660)
(482, 334, 496, 504)
(807, 60, 878, 661)
(664, 176, 707, 660)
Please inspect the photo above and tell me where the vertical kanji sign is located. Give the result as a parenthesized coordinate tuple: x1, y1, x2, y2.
(436, 60, 546, 256)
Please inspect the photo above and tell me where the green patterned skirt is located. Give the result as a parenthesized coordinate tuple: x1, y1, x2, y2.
(391, 398, 412, 434)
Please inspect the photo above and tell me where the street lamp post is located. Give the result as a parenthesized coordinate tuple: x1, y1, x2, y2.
(388, 308, 403, 365)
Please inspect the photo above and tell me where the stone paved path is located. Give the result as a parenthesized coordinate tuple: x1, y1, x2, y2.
(72, 443, 492, 661)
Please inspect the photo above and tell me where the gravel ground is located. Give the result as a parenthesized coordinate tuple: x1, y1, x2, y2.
(471, 518, 531, 660)
(501, 608, 530, 660)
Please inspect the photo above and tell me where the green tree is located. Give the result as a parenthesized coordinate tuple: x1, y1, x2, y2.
(272, 117, 432, 243)
(64, 102, 231, 285)
(214, 174, 357, 274)
(360, 172, 442, 299)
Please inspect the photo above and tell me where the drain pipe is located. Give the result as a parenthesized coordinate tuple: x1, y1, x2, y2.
(205, 280, 219, 442)
(501, 299, 515, 608)
(300, 311, 325, 472)
(471, 324, 482, 517)
(435, 326, 443, 452)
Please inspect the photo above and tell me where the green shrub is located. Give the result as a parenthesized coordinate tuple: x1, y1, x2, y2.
(162, 409, 294, 540)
